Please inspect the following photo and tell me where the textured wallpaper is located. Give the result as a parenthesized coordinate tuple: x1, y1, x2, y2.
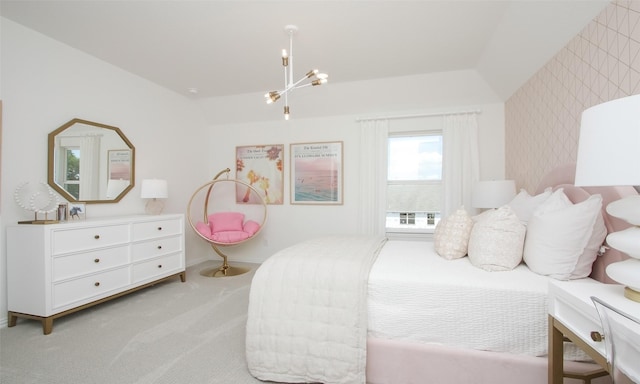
(506, 0, 640, 192)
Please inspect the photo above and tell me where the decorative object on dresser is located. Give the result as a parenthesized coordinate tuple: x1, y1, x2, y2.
(141, 179, 169, 215)
(14, 181, 61, 224)
(187, 168, 267, 277)
(575, 93, 640, 302)
(472, 179, 516, 209)
(6, 214, 186, 334)
(263, 25, 328, 120)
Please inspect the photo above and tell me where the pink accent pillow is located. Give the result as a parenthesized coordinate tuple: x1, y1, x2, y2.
(211, 231, 250, 243)
(243, 220, 261, 236)
(195, 222, 212, 239)
(209, 212, 245, 233)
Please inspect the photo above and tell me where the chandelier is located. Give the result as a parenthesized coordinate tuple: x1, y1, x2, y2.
(264, 25, 328, 120)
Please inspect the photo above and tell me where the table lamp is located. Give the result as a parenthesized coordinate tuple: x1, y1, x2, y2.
(575, 94, 640, 302)
(472, 180, 517, 209)
(141, 179, 168, 215)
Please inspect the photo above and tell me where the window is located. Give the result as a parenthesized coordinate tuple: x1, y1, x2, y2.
(386, 133, 442, 233)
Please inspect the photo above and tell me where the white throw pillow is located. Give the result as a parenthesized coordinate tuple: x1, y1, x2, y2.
(523, 189, 606, 280)
(434, 207, 474, 260)
(468, 205, 526, 271)
(508, 187, 552, 224)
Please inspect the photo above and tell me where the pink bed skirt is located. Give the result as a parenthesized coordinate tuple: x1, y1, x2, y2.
(366, 338, 611, 384)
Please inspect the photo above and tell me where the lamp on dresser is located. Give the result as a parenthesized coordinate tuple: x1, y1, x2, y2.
(575, 93, 640, 303)
(141, 179, 168, 215)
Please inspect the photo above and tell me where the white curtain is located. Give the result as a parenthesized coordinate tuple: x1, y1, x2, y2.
(442, 113, 480, 217)
(79, 135, 101, 200)
(358, 119, 389, 236)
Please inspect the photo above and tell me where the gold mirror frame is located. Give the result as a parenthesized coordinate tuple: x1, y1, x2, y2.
(48, 118, 135, 204)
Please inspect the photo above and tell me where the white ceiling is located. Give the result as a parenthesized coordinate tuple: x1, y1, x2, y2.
(1, 1, 610, 101)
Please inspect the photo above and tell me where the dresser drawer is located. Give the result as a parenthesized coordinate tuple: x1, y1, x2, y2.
(53, 267, 130, 309)
(52, 224, 130, 255)
(131, 235, 182, 262)
(132, 253, 184, 284)
(52, 246, 130, 282)
(132, 218, 182, 241)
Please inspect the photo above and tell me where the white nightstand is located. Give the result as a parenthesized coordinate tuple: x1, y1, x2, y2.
(548, 279, 640, 383)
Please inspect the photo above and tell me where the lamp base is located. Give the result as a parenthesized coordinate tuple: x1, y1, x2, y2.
(624, 287, 640, 303)
(145, 199, 165, 215)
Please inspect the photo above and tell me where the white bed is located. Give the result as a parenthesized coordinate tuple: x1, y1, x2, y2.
(246, 164, 637, 384)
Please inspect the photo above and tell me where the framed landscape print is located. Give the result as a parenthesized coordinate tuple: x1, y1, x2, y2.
(290, 141, 343, 205)
(236, 144, 284, 204)
(108, 149, 132, 180)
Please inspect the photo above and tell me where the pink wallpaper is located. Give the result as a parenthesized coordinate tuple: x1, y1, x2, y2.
(506, 0, 640, 192)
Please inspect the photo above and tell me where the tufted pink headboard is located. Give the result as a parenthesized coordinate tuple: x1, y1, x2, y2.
(534, 163, 638, 283)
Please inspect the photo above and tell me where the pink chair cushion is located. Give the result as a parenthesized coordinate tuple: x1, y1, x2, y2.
(209, 212, 245, 233)
(195, 221, 212, 238)
(243, 220, 261, 236)
(211, 231, 251, 243)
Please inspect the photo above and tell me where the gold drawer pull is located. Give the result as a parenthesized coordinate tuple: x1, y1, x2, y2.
(157, 227, 163, 231)
(157, 264, 163, 269)
(590, 331, 604, 342)
(94, 235, 100, 240)
(94, 258, 100, 263)
(94, 282, 100, 287)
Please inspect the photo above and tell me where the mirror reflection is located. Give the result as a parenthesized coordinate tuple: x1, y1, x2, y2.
(48, 118, 135, 203)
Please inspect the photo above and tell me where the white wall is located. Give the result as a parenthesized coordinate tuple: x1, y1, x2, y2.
(198, 73, 506, 263)
(0, 18, 209, 326)
(0, 17, 507, 328)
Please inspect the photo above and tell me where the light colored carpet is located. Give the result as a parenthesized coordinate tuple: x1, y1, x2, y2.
(0, 261, 269, 384)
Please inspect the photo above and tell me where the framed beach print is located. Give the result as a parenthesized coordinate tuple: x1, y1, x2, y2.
(108, 149, 132, 181)
(236, 144, 284, 204)
(290, 141, 343, 205)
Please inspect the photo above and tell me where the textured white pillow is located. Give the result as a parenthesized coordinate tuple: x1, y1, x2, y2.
(468, 205, 526, 271)
(508, 187, 552, 224)
(434, 207, 474, 260)
(523, 189, 606, 280)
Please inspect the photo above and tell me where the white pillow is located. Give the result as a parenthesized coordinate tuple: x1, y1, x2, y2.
(468, 205, 526, 271)
(523, 189, 606, 280)
(508, 187, 552, 224)
(434, 207, 474, 260)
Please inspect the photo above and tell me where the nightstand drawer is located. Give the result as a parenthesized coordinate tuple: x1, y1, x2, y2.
(52, 245, 130, 281)
(132, 219, 182, 241)
(53, 267, 130, 309)
(52, 224, 130, 255)
(132, 253, 183, 284)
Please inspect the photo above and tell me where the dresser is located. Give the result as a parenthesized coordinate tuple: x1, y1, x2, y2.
(548, 279, 640, 383)
(7, 214, 186, 334)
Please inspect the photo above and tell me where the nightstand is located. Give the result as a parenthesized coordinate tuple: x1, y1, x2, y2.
(548, 279, 640, 383)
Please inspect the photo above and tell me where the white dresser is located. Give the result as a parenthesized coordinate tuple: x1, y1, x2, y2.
(7, 214, 186, 334)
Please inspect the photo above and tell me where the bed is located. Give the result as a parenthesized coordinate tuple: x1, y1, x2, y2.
(245, 164, 637, 384)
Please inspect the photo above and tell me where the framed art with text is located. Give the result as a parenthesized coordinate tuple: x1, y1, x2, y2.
(236, 144, 284, 204)
(290, 141, 343, 205)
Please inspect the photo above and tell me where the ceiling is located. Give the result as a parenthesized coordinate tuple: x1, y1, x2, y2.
(1, 1, 610, 101)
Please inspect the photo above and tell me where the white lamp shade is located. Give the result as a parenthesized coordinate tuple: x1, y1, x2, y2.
(141, 179, 168, 199)
(472, 180, 516, 209)
(575, 94, 640, 187)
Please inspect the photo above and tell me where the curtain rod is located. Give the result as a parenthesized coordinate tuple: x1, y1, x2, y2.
(356, 108, 482, 122)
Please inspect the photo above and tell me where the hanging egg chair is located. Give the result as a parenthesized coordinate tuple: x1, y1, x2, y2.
(187, 168, 267, 277)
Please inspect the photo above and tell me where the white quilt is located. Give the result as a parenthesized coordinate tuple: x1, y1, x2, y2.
(246, 235, 387, 384)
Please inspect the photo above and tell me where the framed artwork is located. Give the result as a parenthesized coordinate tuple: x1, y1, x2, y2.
(290, 141, 343, 205)
(108, 149, 132, 180)
(236, 144, 284, 204)
(68, 202, 86, 220)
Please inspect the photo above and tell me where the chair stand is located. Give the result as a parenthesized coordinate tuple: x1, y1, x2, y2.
(199, 244, 251, 277)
